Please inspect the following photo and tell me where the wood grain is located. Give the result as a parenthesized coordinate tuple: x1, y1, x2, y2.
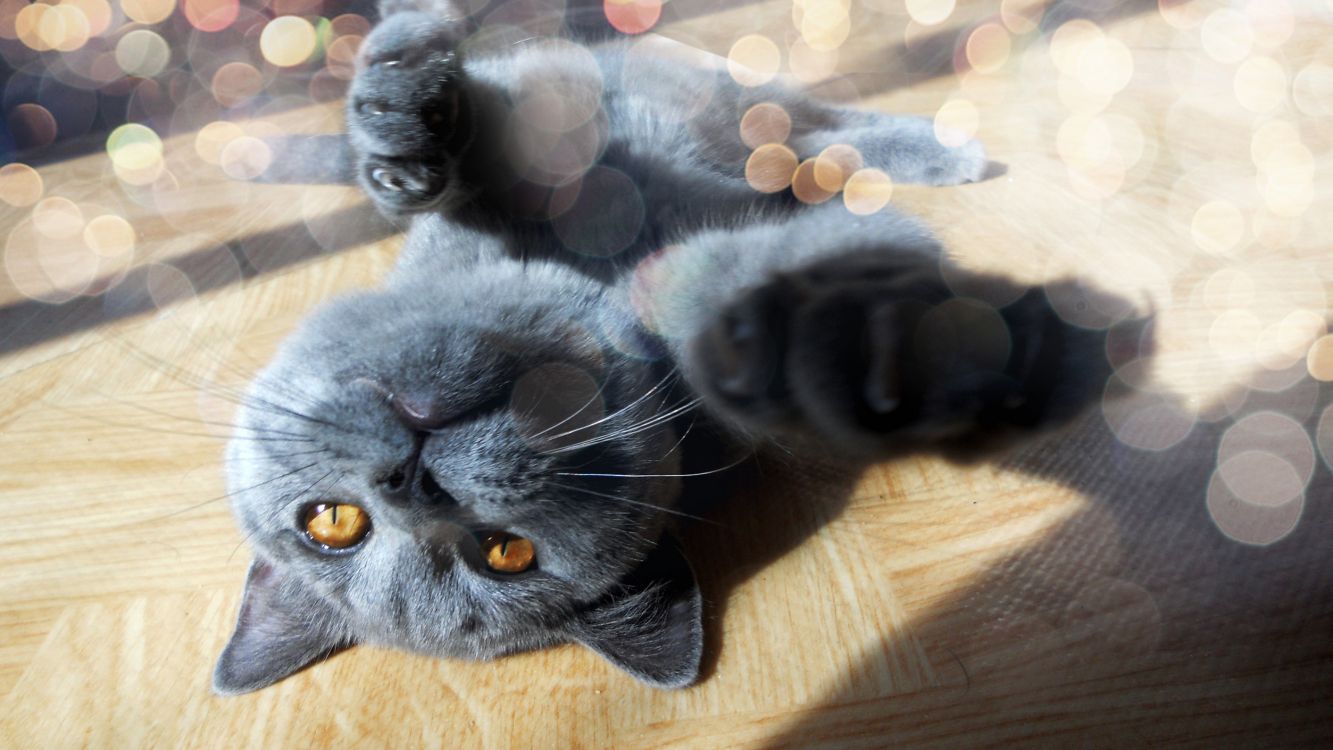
(3, 0, 1332, 746)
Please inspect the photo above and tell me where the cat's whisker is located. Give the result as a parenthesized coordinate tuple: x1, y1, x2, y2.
(545, 481, 722, 526)
(82, 387, 313, 440)
(123, 340, 361, 440)
(657, 416, 697, 462)
(538, 368, 679, 443)
(222, 448, 332, 463)
(116, 342, 292, 417)
(132, 459, 326, 524)
(230, 467, 338, 562)
(554, 452, 752, 479)
(32, 398, 316, 443)
(113, 338, 328, 422)
(550, 395, 696, 452)
(521, 377, 613, 441)
(545, 396, 701, 454)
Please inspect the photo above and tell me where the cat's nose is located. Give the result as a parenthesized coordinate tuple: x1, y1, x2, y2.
(391, 393, 451, 431)
(378, 435, 457, 508)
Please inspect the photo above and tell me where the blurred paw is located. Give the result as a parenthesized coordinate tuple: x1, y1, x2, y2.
(928, 137, 988, 185)
(691, 251, 1129, 458)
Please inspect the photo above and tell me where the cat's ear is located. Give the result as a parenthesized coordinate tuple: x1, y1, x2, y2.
(570, 535, 704, 689)
(251, 134, 357, 185)
(213, 559, 351, 695)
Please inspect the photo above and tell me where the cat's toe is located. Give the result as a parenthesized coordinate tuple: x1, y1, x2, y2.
(690, 283, 791, 418)
(944, 138, 989, 184)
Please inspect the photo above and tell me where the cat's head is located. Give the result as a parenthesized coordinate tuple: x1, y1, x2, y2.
(214, 253, 702, 694)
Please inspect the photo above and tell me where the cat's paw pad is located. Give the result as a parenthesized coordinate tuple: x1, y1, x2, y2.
(348, 12, 468, 150)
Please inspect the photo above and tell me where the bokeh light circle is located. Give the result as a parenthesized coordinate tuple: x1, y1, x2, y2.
(842, 168, 893, 215)
(1102, 379, 1197, 452)
(1308, 335, 1333, 382)
(965, 23, 1011, 74)
(1292, 62, 1333, 117)
(1317, 405, 1333, 472)
(39, 3, 91, 52)
(745, 143, 798, 194)
(813, 144, 863, 192)
(195, 120, 245, 165)
(791, 158, 835, 205)
(120, 0, 175, 25)
(1190, 200, 1245, 256)
(1220, 411, 1316, 490)
(1200, 9, 1253, 64)
(799, 0, 850, 53)
(603, 0, 660, 35)
(1000, 0, 1043, 34)
(115, 29, 171, 78)
(326, 34, 363, 80)
(739, 102, 791, 149)
(1206, 470, 1303, 546)
(1217, 450, 1305, 508)
(728, 34, 780, 87)
(1233, 56, 1287, 114)
(933, 98, 978, 148)
(185, 0, 239, 32)
(788, 37, 839, 82)
(550, 166, 644, 258)
(219, 135, 273, 180)
(83, 214, 136, 259)
(67, 0, 111, 37)
(905, 0, 954, 26)
(620, 35, 719, 125)
(211, 62, 264, 108)
(107, 123, 164, 186)
(261, 16, 317, 68)
(0, 164, 44, 207)
(510, 362, 607, 452)
(1049, 20, 1103, 76)
(7, 104, 58, 149)
(32, 197, 84, 239)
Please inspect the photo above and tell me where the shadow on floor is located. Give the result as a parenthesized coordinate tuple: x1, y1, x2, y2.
(0, 200, 396, 360)
(754, 377, 1333, 744)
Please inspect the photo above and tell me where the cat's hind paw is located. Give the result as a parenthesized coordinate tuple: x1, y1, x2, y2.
(922, 135, 989, 186)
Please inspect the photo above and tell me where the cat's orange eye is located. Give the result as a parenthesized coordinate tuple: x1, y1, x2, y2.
(304, 503, 371, 549)
(480, 532, 536, 574)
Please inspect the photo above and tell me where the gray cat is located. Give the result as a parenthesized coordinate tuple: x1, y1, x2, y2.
(213, 3, 1120, 694)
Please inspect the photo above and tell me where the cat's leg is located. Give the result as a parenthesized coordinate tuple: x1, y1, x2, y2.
(634, 206, 1133, 458)
(790, 109, 990, 186)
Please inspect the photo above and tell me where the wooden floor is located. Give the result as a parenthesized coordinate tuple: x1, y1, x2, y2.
(3, 0, 1332, 746)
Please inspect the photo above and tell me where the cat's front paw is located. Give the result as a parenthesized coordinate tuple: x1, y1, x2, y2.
(345, 12, 476, 215)
(908, 134, 989, 186)
(689, 252, 1122, 457)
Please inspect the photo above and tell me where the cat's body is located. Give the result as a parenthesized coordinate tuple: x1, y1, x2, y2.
(213, 4, 1123, 694)
(341, 10, 987, 278)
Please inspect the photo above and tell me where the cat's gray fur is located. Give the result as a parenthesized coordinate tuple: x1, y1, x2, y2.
(214, 2, 1121, 694)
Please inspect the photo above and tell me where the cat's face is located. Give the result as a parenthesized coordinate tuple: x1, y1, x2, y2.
(215, 260, 702, 693)
(347, 12, 474, 215)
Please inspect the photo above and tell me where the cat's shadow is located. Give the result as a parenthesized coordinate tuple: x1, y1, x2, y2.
(678, 441, 865, 681)
(698, 370, 1333, 740)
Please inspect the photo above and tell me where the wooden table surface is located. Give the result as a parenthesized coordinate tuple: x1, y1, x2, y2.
(3, 0, 1332, 746)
